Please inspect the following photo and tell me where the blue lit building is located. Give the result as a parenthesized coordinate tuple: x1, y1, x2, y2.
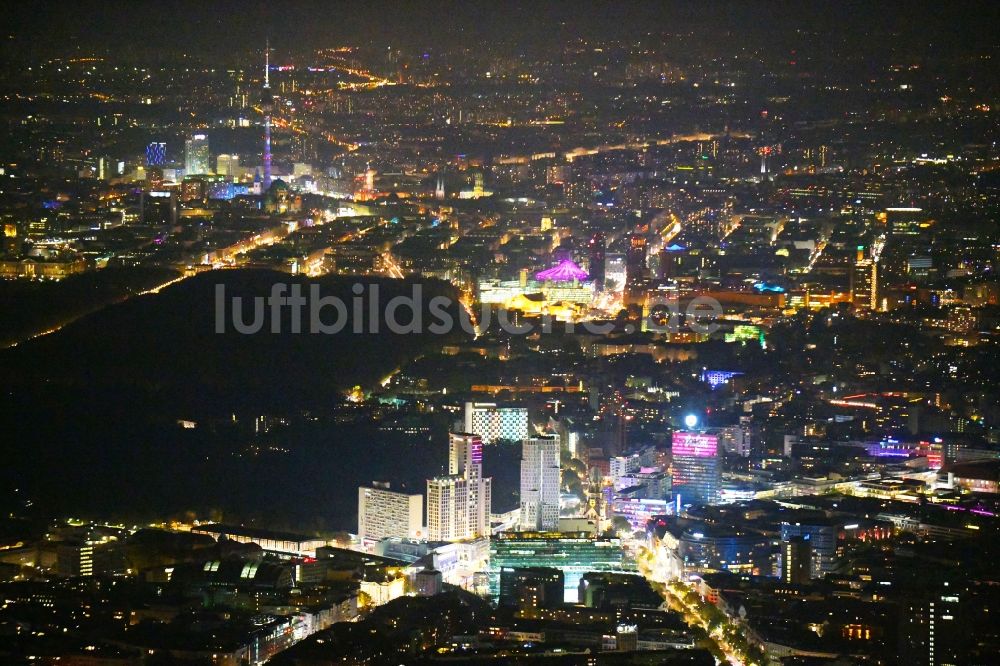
(679, 527, 772, 575)
(146, 141, 166, 166)
(208, 181, 251, 201)
(651, 517, 772, 576)
(701, 370, 743, 389)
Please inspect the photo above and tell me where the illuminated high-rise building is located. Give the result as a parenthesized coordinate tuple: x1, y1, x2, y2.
(56, 541, 95, 577)
(426, 476, 469, 542)
(624, 233, 648, 304)
(625, 234, 647, 278)
(262, 40, 273, 191)
(899, 579, 967, 666)
(216, 154, 240, 178)
(671, 431, 721, 507)
(604, 253, 627, 291)
(427, 433, 491, 541)
(519, 435, 561, 531)
(588, 232, 606, 290)
(96, 155, 113, 181)
(780, 520, 838, 578)
(145, 141, 166, 166)
(609, 454, 641, 489)
(184, 133, 210, 175)
(780, 536, 812, 585)
(851, 245, 878, 311)
(452, 432, 491, 537)
(449, 431, 481, 478)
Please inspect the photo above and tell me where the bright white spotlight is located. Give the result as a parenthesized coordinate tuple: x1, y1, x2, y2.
(683, 413, 699, 429)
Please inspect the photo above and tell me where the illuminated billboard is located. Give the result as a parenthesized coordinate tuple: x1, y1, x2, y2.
(672, 432, 718, 458)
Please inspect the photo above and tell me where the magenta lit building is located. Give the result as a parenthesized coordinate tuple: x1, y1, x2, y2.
(671, 431, 721, 507)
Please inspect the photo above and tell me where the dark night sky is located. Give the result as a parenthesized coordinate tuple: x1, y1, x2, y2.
(5, 1, 999, 62)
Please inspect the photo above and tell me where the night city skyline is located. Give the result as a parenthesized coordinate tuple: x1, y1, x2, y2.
(0, 2, 998, 665)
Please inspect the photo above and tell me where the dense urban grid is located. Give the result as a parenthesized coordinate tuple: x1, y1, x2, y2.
(0, 3, 999, 665)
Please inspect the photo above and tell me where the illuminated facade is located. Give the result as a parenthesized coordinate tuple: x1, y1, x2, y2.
(610, 498, 671, 531)
(625, 233, 648, 304)
(780, 520, 838, 578)
(519, 435, 561, 531)
(534, 259, 589, 282)
(679, 528, 771, 575)
(184, 133, 210, 175)
(605, 254, 627, 291)
(357, 483, 424, 546)
(899, 580, 965, 666)
(427, 433, 491, 541)
(851, 246, 879, 311)
(477, 276, 595, 306)
(701, 369, 743, 389)
(216, 153, 240, 178)
(724, 324, 766, 346)
(262, 42, 272, 190)
(488, 532, 635, 603)
(191, 524, 327, 557)
(0, 256, 87, 280)
(780, 536, 812, 584)
(671, 431, 721, 506)
(463, 402, 529, 444)
(145, 141, 166, 166)
(426, 476, 469, 542)
(609, 454, 641, 489)
(451, 432, 491, 539)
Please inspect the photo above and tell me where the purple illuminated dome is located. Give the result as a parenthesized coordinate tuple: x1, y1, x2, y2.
(534, 259, 590, 281)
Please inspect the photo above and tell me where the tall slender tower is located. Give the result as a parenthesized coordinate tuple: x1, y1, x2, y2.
(588, 232, 606, 291)
(262, 40, 272, 191)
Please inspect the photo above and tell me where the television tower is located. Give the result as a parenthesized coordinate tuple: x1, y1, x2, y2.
(262, 39, 272, 191)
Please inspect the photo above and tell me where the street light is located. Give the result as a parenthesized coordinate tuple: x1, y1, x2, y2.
(684, 413, 699, 429)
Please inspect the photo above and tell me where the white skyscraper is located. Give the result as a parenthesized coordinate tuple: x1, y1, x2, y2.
(463, 402, 529, 444)
(427, 433, 491, 541)
(357, 482, 424, 546)
(426, 475, 469, 542)
(519, 435, 561, 531)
